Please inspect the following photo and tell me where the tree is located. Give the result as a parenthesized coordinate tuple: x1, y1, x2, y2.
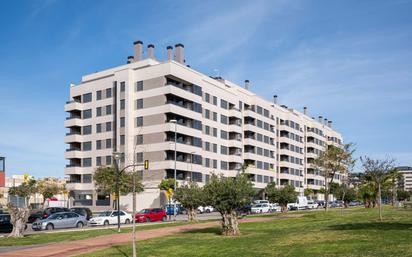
(158, 178, 176, 191)
(93, 166, 144, 197)
(174, 182, 204, 222)
(203, 172, 254, 236)
(266, 183, 298, 213)
(312, 144, 355, 211)
(329, 182, 356, 207)
(7, 178, 38, 238)
(397, 189, 411, 201)
(304, 188, 314, 198)
(361, 157, 395, 221)
(37, 178, 63, 201)
(385, 168, 403, 206)
(358, 182, 377, 208)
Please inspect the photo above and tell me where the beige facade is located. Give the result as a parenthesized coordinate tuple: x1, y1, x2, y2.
(64, 42, 345, 211)
(397, 166, 412, 191)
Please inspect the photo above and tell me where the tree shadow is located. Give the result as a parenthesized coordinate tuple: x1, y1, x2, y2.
(181, 227, 222, 235)
(111, 245, 129, 257)
(328, 222, 412, 231)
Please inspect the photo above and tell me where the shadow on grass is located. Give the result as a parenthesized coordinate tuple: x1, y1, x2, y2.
(328, 222, 412, 231)
(181, 227, 222, 235)
(111, 245, 129, 257)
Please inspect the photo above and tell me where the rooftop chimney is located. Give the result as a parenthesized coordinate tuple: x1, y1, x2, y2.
(175, 43, 185, 63)
(318, 116, 323, 122)
(167, 46, 173, 61)
(273, 95, 278, 104)
(324, 118, 328, 125)
(244, 80, 250, 90)
(328, 120, 332, 128)
(147, 44, 155, 59)
(303, 106, 308, 115)
(127, 56, 135, 64)
(133, 40, 143, 61)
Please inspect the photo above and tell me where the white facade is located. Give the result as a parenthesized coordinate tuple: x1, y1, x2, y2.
(64, 42, 345, 211)
(397, 166, 412, 191)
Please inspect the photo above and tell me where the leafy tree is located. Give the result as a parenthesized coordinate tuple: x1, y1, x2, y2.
(37, 178, 63, 201)
(203, 173, 254, 236)
(304, 188, 314, 198)
(397, 189, 411, 201)
(361, 157, 396, 221)
(158, 178, 176, 191)
(7, 178, 38, 238)
(174, 182, 204, 222)
(358, 182, 377, 208)
(266, 183, 298, 212)
(93, 166, 144, 196)
(329, 182, 356, 207)
(312, 144, 355, 211)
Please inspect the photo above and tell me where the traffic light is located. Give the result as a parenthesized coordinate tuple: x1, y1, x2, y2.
(144, 160, 149, 170)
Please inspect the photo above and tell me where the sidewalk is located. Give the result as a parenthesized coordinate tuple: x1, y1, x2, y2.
(1, 214, 303, 257)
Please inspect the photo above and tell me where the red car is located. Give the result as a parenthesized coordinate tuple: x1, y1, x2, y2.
(135, 208, 167, 223)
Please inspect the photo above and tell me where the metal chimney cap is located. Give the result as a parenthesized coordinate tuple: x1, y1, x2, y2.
(147, 44, 155, 48)
(127, 56, 134, 59)
(245, 79, 250, 83)
(303, 106, 307, 109)
(175, 43, 184, 48)
(318, 115, 323, 118)
(133, 40, 143, 45)
(167, 45, 173, 49)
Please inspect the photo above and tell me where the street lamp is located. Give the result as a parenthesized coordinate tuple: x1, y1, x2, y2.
(113, 152, 123, 233)
(169, 119, 177, 221)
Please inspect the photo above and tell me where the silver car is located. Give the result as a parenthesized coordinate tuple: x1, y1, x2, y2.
(32, 212, 87, 230)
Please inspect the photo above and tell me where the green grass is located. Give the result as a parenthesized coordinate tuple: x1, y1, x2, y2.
(79, 207, 412, 257)
(0, 221, 189, 247)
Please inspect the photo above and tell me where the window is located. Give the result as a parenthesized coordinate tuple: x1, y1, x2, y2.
(96, 157, 102, 166)
(135, 81, 143, 91)
(257, 175, 263, 183)
(82, 158, 92, 167)
(213, 96, 217, 105)
(135, 135, 143, 145)
(106, 105, 112, 115)
(192, 172, 203, 182)
(82, 125, 92, 135)
(213, 112, 217, 121)
(136, 116, 143, 127)
(120, 117, 125, 127)
(205, 142, 210, 151)
(220, 130, 228, 140)
(96, 90, 102, 100)
(83, 174, 92, 183)
(106, 122, 112, 132)
(205, 93, 210, 103)
(83, 109, 92, 119)
(136, 152, 143, 162)
(96, 107, 102, 117)
(106, 139, 112, 149)
(221, 161, 228, 170)
(204, 109, 210, 119)
(120, 135, 125, 145)
(220, 115, 228, 125)
(205, 158, 210, 167)
(120, 81, 125, 92)
(136, 99, 143, 109)
(204, 125, 210, 135)
(213, 159, 217, 169)
(220, 99, 228, 109)
(257, 106, 263, 115)
(220, 146, 228, 155)
(193, 102, 202, 113)
(213, 128, 217, 137)
(83, 141, 92, 151)
(96, 140, 102, 150)
(106, 88, 112, 98)
(106, 156, 112, 166)
(213, 144, 217, 153)
(96, 123, 102, 133)
(83, 93, 92, 103)
(192, 85, 202, 96)
(120, 100, 125, 110)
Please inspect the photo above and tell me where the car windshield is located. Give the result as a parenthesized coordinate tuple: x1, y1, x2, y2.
(98, 211, 112, 217)
(253, 204, 262, 208)
(47, 213, 61, 220)
(138, 209, 150, 214)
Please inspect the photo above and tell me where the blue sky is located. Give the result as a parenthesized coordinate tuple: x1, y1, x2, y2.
(0, 0, 411, 178)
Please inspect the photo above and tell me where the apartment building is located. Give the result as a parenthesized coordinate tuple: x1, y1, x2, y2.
(396, 166, 412, 191)
(64, 41, 345, 211)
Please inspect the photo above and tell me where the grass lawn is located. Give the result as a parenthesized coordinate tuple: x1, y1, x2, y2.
(79, 207, 412, 257)
(0, 221, 189, 247)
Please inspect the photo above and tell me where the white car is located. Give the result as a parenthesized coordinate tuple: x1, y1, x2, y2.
(307, 200, 319, 209)
(269, 203, 282, 212)
(89, 210, 132, 226)
(197, 206, 214, 214)
(251, 203, 270, 214)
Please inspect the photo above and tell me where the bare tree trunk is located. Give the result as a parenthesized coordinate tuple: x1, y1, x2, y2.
(281, 205, 288, 213)
(187, 208, 198, 222)
(7, 204, 30, 238)
(378, 183, 383, 221)
(221, 210, 240, 236)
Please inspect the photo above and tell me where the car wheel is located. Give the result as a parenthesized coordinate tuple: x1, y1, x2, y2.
(46, 223, 54, 230)
(76, 222, 84, 228)
(104, 220, 109, 226)
(146, 217, 151, 223)
(125, 219, 130, 224)
(162, 216, 167, 222)
(206, 209, 211, 213)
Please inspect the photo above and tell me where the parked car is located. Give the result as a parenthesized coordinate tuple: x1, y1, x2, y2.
(27, 210, 43, 223)
(70, 207, 93, 220)
(251, 203, 270, 214)
(254, 200, 270, 205)
(165, 204, 183, 215)
(236, 205, 252, 216)
(32, 212, 87, 231)
(197, 206, 214, 214)
(288, 196, 309, 210)
(307, 200, 319, 209)
(135, 208, 167, 223)
(349, 201, 362, 206)
(41, 207, 71, 219)
(269, 203, 282, 212)
(89, 210, 132, 226)
(0, 214, 13, 233)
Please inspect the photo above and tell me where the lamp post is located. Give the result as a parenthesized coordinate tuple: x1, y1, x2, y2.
(113, 152, 123, 233)
(169, 119, 177, 221)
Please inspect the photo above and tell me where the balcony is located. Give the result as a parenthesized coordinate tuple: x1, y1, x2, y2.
(64, 134, 82, 143)
(64, 101, 82, 112)
(64, 117, 84, 128)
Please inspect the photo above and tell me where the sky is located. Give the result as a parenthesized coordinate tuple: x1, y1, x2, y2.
(0, 0, 411, 178)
